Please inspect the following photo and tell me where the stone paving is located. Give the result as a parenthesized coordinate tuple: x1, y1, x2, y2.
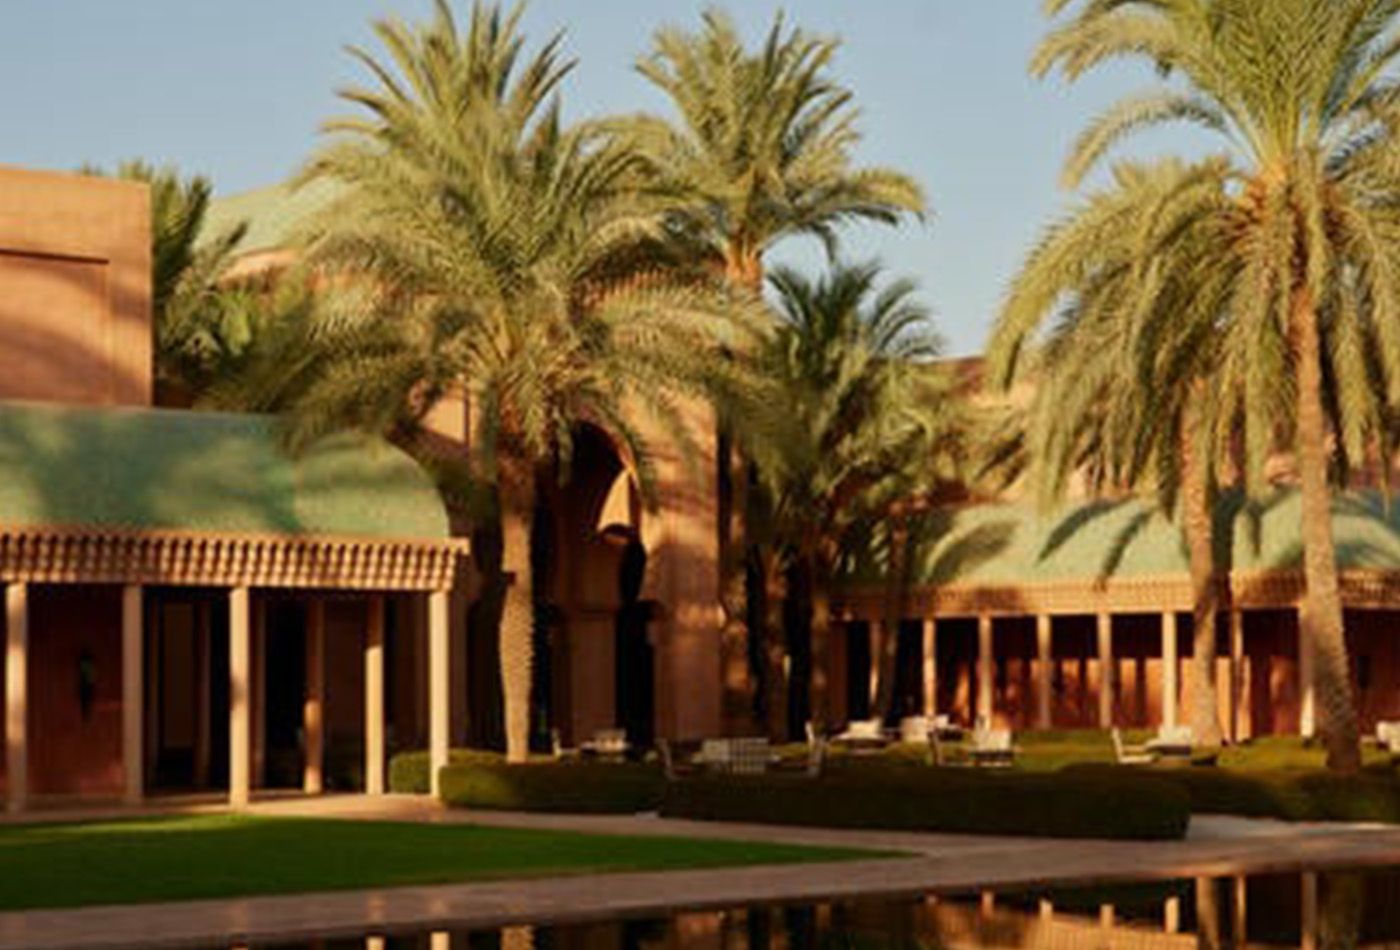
(4, 794, 1400, 950)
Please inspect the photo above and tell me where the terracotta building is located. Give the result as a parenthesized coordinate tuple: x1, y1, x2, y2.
(0, 167, 467, 813)
(5, 163, 1398, 815)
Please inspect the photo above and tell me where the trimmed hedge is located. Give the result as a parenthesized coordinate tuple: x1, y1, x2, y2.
(1067, 764, 1400, 823)
(389, 749, 505, 794)
(438, 762, 664, 813)
(662, 768, 1190, 840)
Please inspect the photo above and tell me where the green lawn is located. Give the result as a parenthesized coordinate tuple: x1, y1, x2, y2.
(0, 815, 882, 912)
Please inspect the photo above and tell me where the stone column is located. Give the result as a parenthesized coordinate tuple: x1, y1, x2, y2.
(1036, 614, 1053, 729)
(229, 586, 251, 808)
(1164, 895, 1180, 934)
(430, 931, 451, 950)
(921, 618, 937, 717)
(1299, 603, 1316, 739)
(303, 599, 325, 795)
(365, 595, 386, 796)
(1097, 612, 1114, 728)
(1230, 608, 1245, 743)
(4, 583, 27, 814)
(1162, 610, 1179, 730)
(429, 589, 450, 798)
(977, 614, 994, 726)
(122, 584, 143, 806)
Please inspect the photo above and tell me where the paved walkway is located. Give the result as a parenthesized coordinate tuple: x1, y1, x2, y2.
(5, 795, 1400, 950)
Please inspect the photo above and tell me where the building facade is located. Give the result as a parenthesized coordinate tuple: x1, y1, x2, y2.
(0, 167, 466, 813)
(4, 163, 1396, 818)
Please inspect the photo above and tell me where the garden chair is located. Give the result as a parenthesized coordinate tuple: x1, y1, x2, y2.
(729, 737, 771, 775)
(832, 718, 888, 753)
(550, 728, 579, 761)
(899, 715, 930, 744)
(580, 728, 629, 759)
(969, 724, 1015, 768)
(657, 739, 693, 781)
(1112, 727, 1156, 765)
(1377, 721, 1400, 753)
(1146, 725, 1194, 758)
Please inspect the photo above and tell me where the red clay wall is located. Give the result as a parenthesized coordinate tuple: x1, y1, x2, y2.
(0, 167, 151, 406)
(26, 585, 124, 796)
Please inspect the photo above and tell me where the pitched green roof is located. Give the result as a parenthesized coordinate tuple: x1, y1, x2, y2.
(0, 401, 449, 540)
(204, 179, 342, 256)
(851, 491, 1400, 588)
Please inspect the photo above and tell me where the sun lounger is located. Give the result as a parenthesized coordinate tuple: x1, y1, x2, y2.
(832, 718, 889, 752)
(579, 728, 629, 759)
(1112, 727, 1156, 765)
(969, 726, 1015, 767)
(1146, 725, 1194, 757)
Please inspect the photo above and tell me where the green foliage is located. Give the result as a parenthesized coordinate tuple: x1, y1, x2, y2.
(83, 160, 256, 400)
(286, 0, 761, 504)
(1070, 762, 1400, 823)
(388, 748, 507, 794)
(438, 761, 665, 813)
(626, 9, 925, 284)
(662, 768, 1191, 840)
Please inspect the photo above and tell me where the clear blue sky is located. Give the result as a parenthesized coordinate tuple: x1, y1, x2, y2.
(0, 1, 1184, 355)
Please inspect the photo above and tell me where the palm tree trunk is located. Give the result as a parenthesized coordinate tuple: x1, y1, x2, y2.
(759, 544, 788, 742)
(1181, 406, 1224, 747)
(808, 550, 833, 732)
(1293, 286, 1360, 772)
(872, 520, 910, 720)
(717, 250, 766, 734)
(499, 477, 536, 764)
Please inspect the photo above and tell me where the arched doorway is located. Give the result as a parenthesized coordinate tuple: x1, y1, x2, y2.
(537, 425, 658, 749)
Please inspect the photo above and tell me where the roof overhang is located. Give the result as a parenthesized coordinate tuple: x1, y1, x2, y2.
(0, 525, 469, 592)
(835, 567, 1400, 619)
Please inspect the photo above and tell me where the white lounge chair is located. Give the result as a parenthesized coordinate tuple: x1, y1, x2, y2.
(1112, 727, 1156, 765)
(1146, 725, 1194, 757)
(899, 716, 930, 744)
(580, 728, 629, 759)
(828, 716, 884, 755)
(969, 725, 1015, 767)
(1376, 721, 1400, 753)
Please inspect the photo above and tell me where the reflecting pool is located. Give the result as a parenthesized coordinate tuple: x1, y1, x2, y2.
(211, 866, 1400, 949)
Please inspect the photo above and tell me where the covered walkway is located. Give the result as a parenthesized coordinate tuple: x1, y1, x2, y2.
(0, 402, 468, 812)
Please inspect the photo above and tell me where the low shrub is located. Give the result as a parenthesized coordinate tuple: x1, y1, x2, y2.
(438, 761, 664, 813)
(388, 748, 505, 794)
(662, 767, 1190, 840)
(1066, 763, 1400, 823)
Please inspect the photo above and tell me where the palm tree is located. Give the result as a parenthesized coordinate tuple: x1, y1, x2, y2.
(988, 159, 1232, 747)
(1023, 0, 1400, 771)
(744, 261, 957, 735)
(628, 8, 928, 728)
(86, 161, 252, 402)
(288, 0, 759, 762)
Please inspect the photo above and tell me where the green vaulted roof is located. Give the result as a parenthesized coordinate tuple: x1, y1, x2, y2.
(851, 491, 1400, 588)
(0, 401, 449, 540)
(204, 179, 341, 256)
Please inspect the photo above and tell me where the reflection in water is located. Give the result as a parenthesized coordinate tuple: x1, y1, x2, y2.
(220, 866, 1400, 950)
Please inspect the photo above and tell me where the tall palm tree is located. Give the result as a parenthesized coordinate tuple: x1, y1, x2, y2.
(1022, 0, 1400, 771)
(288, 0, 759, 762)
(628, 8, 928, 728)
(988, 159, 1232, 747)
(744, 262, 957, 735)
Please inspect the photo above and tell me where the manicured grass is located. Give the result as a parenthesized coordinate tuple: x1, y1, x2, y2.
(0, 815, 882, 912)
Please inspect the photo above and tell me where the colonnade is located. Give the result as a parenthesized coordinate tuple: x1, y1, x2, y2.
(3, 583, 453, 814)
